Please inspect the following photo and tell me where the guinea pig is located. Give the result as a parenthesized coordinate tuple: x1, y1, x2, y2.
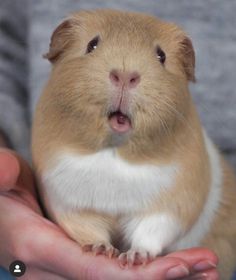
(32, 9, 236, 279)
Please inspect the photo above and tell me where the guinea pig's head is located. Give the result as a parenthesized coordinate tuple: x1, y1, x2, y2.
(43, 9, 195, 150)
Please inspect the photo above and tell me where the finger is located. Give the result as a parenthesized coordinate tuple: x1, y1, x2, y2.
(1, 149, 35, 193)
(136, 257, 190, 280)
(0, 149, 41, 212)
(0, 149, 20, 191)
(0, 148, 35, 193)
(165, 247, 218, 273)
(181, 268, 219, 280)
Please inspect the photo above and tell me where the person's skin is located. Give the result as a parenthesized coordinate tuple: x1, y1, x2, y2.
(0, 136, 219, 279)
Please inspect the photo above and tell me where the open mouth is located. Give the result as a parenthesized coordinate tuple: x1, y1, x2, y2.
(108, 111, 132, 133)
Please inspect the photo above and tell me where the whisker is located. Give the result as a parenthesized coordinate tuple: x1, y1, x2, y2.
(137, 92, 200, 147)
(159, 96, 200, 145)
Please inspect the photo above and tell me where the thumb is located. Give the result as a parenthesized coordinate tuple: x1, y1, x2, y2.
(0, 148, 20, 191)
(0, 148, 42, 213)
(0, 148, 36, 195)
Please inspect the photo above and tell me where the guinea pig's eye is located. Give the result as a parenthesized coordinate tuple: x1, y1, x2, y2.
(86, 36, 99, 54)
(156, 46, 166, 64)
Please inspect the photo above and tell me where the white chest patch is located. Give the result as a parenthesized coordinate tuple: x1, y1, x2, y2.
(42, 149, 179, 215)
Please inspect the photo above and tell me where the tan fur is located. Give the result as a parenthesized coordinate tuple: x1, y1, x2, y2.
(201, 158, 236, 279)
(58, 210, 117, 246)
(32, 10, 236, 279)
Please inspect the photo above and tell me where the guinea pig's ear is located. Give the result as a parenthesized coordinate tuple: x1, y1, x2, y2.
(179, 37, 196, 82)
(43, 18, 75, 63)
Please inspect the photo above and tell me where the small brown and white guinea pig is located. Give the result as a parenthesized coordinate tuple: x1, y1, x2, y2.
(32, 9, 236, 279)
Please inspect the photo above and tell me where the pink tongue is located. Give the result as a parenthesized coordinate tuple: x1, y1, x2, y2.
(109, 112, 131, 133)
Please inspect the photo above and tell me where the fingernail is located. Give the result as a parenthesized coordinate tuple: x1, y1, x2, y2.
(194, 260, 216, 272)
(166, 265, 189, 279)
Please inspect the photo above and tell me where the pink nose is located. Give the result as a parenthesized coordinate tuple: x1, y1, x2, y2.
(109, 70, 140, 89)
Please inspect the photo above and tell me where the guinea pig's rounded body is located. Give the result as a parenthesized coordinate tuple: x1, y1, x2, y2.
(32, 10, 236, 278)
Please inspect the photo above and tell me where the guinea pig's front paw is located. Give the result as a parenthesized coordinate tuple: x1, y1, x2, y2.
(118, 249, 154, 268)
(82, 242, 119, 258)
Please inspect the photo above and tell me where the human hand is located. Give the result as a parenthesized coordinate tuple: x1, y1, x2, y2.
(0, 149, 219, 280)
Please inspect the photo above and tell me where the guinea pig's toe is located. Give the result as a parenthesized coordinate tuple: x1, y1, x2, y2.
(118, 249, 153, 268)
(82, 243, 93, 252)
(106, 245, 120, 258)
(95, 243, 119, 258)
(82, 242, 119, 258)
(136, 250, 154, 266)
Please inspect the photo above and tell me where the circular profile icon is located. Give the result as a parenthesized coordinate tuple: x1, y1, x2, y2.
(9, 260, 26, 277)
